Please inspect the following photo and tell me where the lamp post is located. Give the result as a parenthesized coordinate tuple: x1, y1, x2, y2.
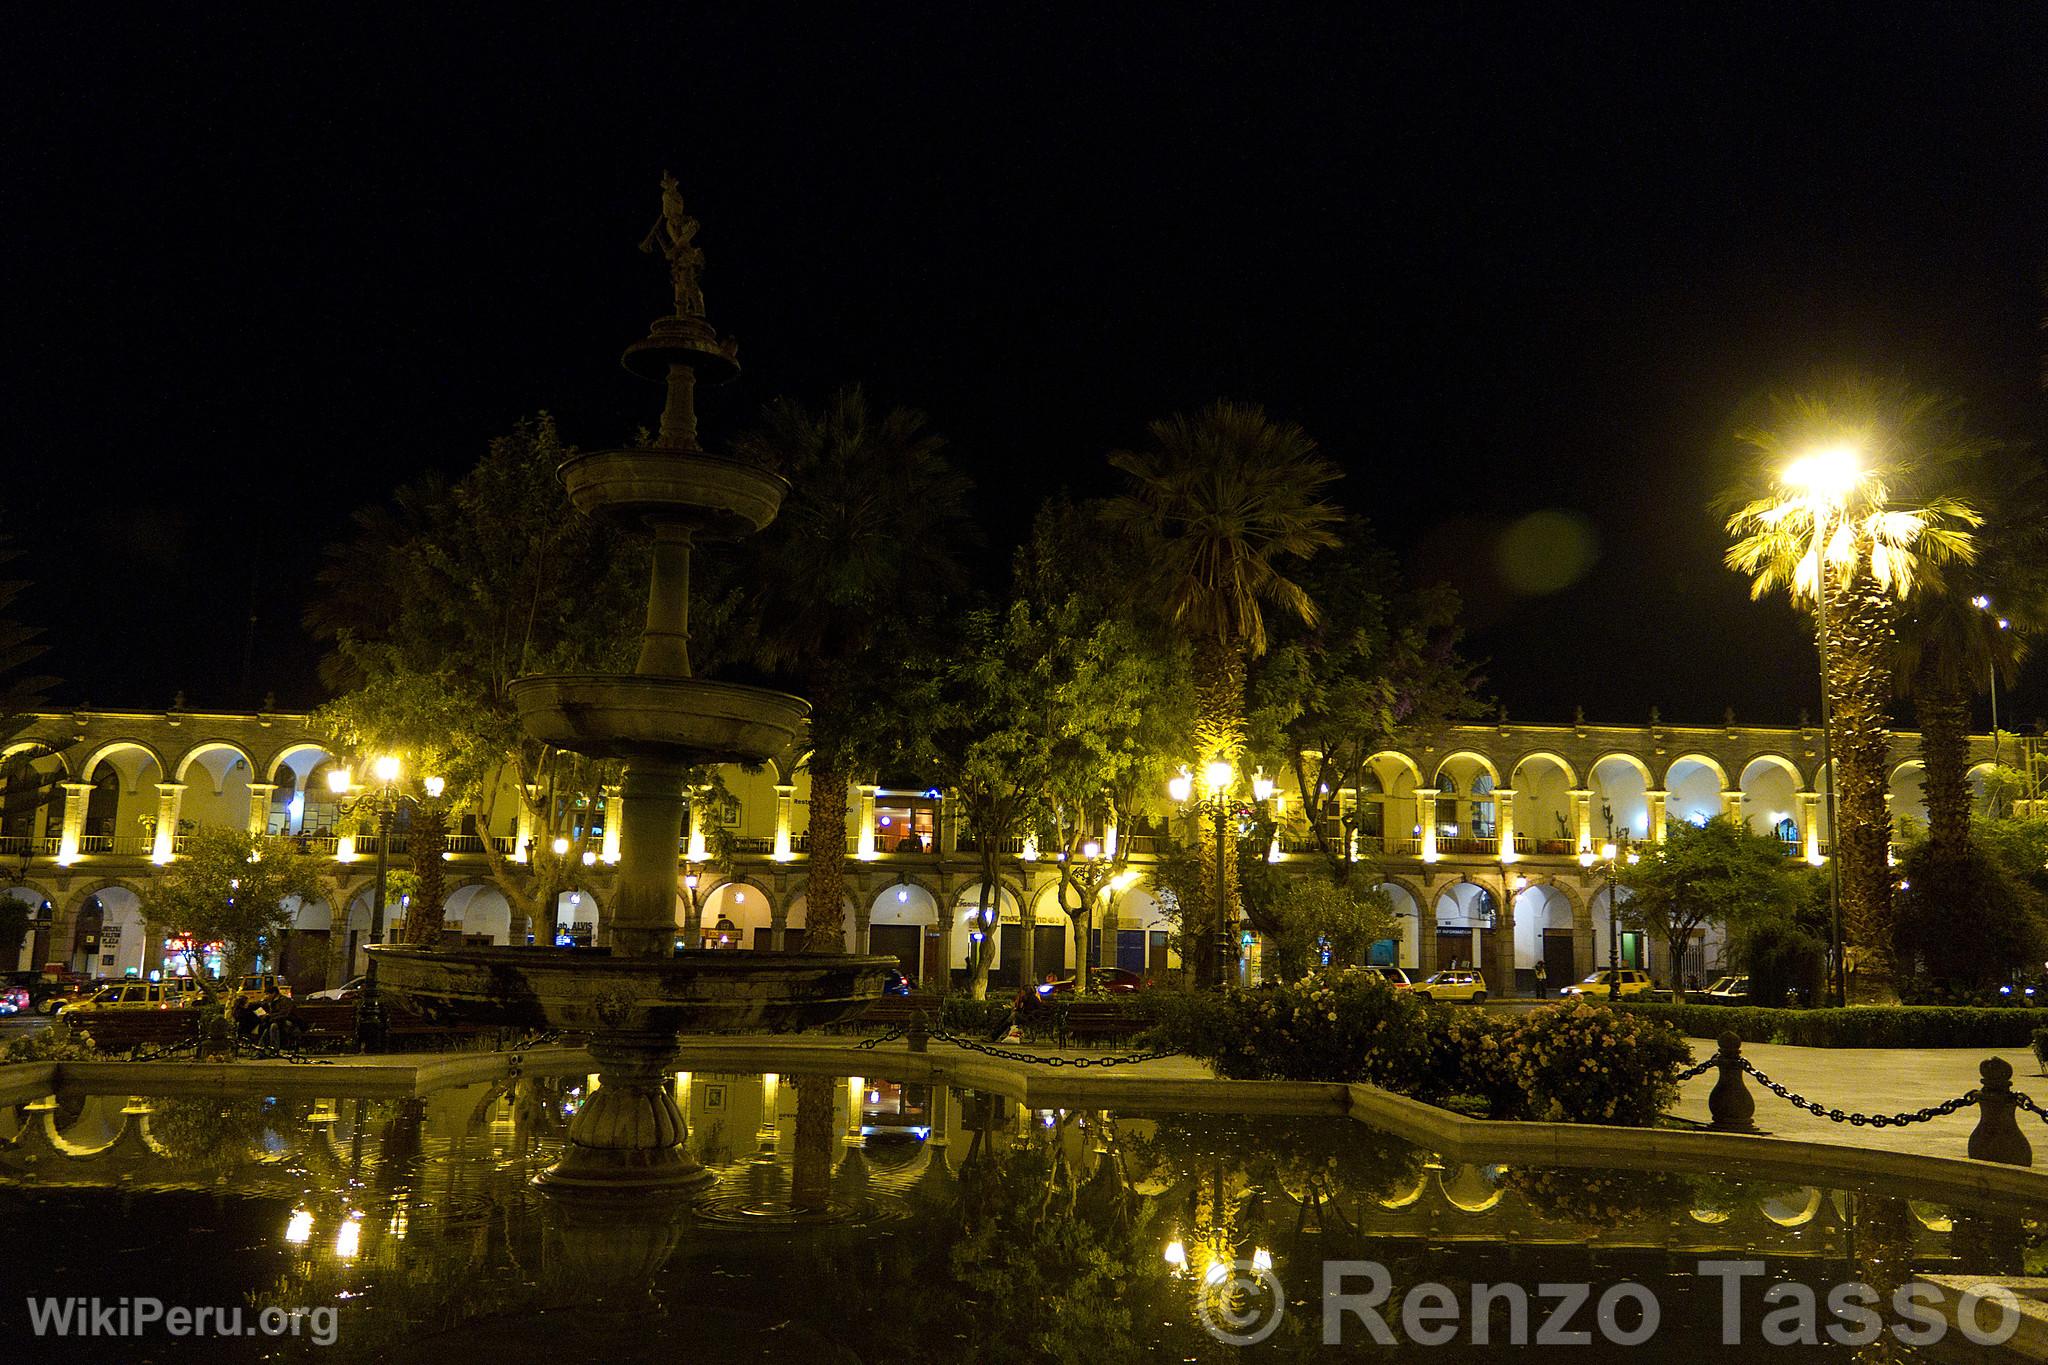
(1971, 595, 2011, 776)
(1578, 838, 1637, 1001)
(1783, 446, 1861, 1008)
(1168, 761, 1274, 989)
(329, 756, 443, 1049)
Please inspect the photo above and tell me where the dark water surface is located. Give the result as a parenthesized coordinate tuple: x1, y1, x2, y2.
(1, 1070, 2038, 1362)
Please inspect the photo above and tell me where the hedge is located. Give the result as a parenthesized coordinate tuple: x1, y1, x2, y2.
(1617, 1001, 2048, 1048)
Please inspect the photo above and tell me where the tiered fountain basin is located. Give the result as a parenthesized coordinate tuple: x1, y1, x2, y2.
(559, 447, 786, 535)
(366, 945, 898, 1037)
(507, 674, 808, 765)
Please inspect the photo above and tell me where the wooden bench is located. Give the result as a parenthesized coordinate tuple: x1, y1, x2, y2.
(1048, 1000, 1151, 1048)
(66, 1009, 203, 1056)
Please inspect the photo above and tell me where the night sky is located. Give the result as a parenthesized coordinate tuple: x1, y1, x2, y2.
(8, 6, 2046, 730)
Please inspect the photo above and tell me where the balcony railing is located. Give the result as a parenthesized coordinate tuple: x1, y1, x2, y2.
(0, 835, 58, 858)
(1434, 836, 1498, 857)
(954, 833, 1025, 855)
(1118, 834, 1168, 858)
(729, 836, 775, 855)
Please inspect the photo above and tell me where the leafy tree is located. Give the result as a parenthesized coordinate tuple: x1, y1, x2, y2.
(1107, 401, 1342, 986)
(1251, 871, 1400, 981)
(1618, 815, 1824, 1000)
(1975, 812, 2048, 897)
(733, 387, 974, 951)
(308, 416, 646, 941)
(1893, 838, 2048, 1000)
(1722, 376, 1983, 975)
(1248, 517, 1485, 885)
(140, 826, 326, 990)
(0, 891, 31, 970)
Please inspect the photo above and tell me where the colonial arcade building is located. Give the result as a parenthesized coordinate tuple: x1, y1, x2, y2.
(0, 707, 1997, 995)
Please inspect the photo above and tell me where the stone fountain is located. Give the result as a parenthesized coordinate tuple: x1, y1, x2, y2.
(370, 175, 896, 1190)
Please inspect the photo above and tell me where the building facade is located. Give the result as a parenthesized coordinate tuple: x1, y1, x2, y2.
(0, 707, 2002, 994)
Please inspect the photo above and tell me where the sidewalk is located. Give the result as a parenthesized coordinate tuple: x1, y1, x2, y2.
(1669, 1039, 2044, 1160)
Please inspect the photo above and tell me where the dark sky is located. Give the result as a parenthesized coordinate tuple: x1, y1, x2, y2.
(7, 5, 2046, 729)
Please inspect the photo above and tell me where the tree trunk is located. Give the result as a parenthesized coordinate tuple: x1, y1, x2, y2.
(1913, 653, 1973, 853)
(1825, 573, 1898, 974)
(1192, 636, 1246, 989)
(402, 806, 449, 945)
(803, 760, 849, 952)
(969, 845, 997, 1001)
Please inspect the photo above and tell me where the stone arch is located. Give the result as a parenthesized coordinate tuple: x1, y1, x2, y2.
(443, 881, 513, 943)
(1738, 753, 1805, 840)
(1432, 750, 1501, 788)
(62, 876, 150, 923)
(1509, 750, 1579, 788)
(79, 740, 169, 794)
(1588, 753, 1652, 842)
(0, 739, 70, 776)
(695, 877, 773, 948)
(263, 742, 337, 786)
(1739, 751, 1805, 787)
(947, 877, 1028, 920)
(1362, 750, 1423, 786)
(1664, 754, 1730, 827)
(172, 739, 259, 791)
(1662, 752, 1729, 790)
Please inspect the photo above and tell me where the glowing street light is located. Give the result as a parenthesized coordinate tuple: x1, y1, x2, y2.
(372, 754, 402, 785)
(1973, 594, 2012, 770)
(326, 767, 352, 795)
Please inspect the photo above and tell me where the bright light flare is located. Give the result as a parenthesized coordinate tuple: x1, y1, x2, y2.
(1781, 445, 1862, 503)
(285, 1209, 313, 1245)
(326, 768, 352, 795)
(422, 775, 445, 799)
(1167, 771, 1193, 804)
(372, 755, 401, 784)
(334, 1215, 362, 1260)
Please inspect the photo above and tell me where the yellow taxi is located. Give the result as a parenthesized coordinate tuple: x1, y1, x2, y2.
(1561, 968, 1656, 999)
(1412, 970, 1488, 1003)
(226, 973, 292, 1006)
(59, 981, 201, 1014)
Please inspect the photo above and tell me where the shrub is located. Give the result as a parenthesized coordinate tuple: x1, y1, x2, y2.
(1148, 967, 1424, 1085)
(1617, 1001, 2048, 1048)
(1505, 1000, 1690, 1125)
(1893, 840, 2048, 999)
(2034, 1028, 2048, 1071)
(0, 1018, 101, 1065)
(1403, 1008, 1520, 1115)
(938, 995, 1013, 1039)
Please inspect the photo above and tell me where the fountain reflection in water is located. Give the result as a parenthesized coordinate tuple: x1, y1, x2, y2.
(368, 179, 894, 1190)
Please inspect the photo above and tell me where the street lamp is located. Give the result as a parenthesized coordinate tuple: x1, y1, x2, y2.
(1167, 760, 1277, 988)
(1972, 595, 2012, 774)
(1578, 838, 1638, 1001)
(1782, 444, 1863, 1009)
(329, 756, 442, 1049)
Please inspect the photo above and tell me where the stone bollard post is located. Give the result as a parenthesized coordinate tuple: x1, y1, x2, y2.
(1968, 1057, 2033, 1167)
(907, 1009, 928, 1054)
(1708, 1031, 1760, 1134)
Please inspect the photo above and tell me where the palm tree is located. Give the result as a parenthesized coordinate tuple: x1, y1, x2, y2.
(1896, 526, 2041, 851)
(1107, 400, 1342, 986)
(734, 387, 973, 952)
(1723, 377, 1984, 979)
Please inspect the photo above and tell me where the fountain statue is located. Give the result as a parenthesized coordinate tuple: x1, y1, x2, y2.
(370, 176, 895, 1190)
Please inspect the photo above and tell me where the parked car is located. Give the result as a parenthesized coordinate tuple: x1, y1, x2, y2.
(1560, 968, 1657, 1000)
(60, 981, 200, 1014)
(307, 976, 367, 1003)
(1413, 970, 1487, 1003)
(0, 983, 28, 1015)
(1364, 966, 1415, 989)
(1702, 975, 1750, 1005)
(33, 977, 96, 1015)
(227, 973, 292, 1006)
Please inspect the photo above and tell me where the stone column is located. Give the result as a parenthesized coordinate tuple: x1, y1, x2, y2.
(772, 784, 794, 861)
(1720, 788, 1744, 827)
(1797, 790, 1821, 863)
(852, 882, 872, 955)
(601, 784, 623, 864)
(1414, 788, 1440, 862)
(1568, 788, 1593, 852)
(150, 782, 185, 864)
(1487, 886, 1517, 994)
(1415, 880, 1438, 974)
(769, 904, 788, 952)
(513, 785, 539, 863)
(1572, 889, 1597, 979)
(611, 760, 691, 960)
(855, 784, 878, 860)
(1494, 787, 1517, 861)
(246, 782, 276, 837)
(1647, 789, 1669, 844)
(57, 781, 92, 864)
(686, 787, 709, 864)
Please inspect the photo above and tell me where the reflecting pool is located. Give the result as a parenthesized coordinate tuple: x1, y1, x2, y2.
(1, 1069, 2041, 1361)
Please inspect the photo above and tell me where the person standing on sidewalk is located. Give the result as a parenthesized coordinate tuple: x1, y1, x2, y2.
(1533, 959, 1548, 998)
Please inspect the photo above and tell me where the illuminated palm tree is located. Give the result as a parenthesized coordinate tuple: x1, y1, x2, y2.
(1723, 378, 1984, 977)
(1108, 401, 1342, 985)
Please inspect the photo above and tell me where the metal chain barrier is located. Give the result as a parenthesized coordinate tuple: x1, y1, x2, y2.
(2011, 1091, 2048, 1127)
(853, 1023, 907, 1050)
(1674, 1055, 1717, 1082)
(921, 1023, 1180, 1069)
(1742, 1059, 1977, 1128)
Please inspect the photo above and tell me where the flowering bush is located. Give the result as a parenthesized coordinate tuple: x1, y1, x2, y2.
(1505, 1000, 1690, 1126)
(1153, 967, 1424, 1085)
(1154, 980, 1690, 1127)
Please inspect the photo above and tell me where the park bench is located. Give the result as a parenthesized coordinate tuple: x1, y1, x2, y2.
(1047, 999, 1151, 1048)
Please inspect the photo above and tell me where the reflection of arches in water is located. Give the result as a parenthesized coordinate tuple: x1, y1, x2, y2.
(1759, 1186, 1822, 1228)
(1437, 1162, 1506, 1213)
(44, 1094, 131, 1157)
